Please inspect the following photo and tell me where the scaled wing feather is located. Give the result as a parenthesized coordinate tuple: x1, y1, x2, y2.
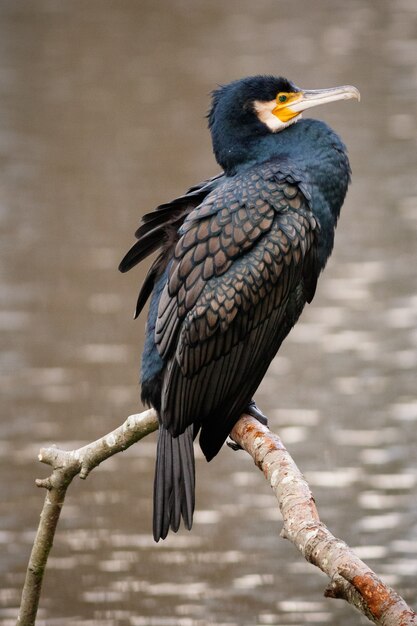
(155, 163, 319, 457)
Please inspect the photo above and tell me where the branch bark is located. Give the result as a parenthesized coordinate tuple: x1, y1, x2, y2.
(231, 417, 417, 626)
(17, 410, 416, 626)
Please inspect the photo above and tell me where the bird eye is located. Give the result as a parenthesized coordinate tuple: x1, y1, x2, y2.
(278, 93, 288, 103)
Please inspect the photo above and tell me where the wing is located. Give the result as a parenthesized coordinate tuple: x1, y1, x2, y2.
(154, 162, 320, 458)
(119, 173, 224, 318)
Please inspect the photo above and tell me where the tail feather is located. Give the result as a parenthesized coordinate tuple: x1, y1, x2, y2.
(178, 430, 194, 529)
(171, 434, 182, 532)
(153, 433, 169, 538)
(153, 425, 195, 541)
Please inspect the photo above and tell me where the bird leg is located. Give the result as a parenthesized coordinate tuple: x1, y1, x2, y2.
(245, 399, 268, 426)
(226, 399, 268, 451)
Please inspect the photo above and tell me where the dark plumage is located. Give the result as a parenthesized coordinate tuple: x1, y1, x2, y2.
(119, 75, 358, 541)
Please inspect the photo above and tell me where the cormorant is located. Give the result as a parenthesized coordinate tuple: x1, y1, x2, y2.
(119, 75, 359, 541)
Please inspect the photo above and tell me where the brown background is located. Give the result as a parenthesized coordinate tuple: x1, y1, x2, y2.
(1, 1, 417, 625)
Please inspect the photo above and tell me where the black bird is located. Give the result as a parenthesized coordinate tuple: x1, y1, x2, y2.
(119, 75, 359, 541)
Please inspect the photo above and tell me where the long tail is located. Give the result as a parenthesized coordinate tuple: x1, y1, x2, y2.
(153, 424, 195, 542)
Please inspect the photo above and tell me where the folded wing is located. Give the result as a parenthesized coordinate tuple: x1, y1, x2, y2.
(155, 162, 320, 459)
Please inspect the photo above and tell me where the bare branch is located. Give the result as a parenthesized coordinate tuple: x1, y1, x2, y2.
(231, 415, 417, 626)
(17, 410, 416, 626)
(17, 409, 158, 626)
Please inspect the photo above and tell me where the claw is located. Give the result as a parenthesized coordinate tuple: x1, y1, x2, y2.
(226, 437, 243, 452)
(246, 399, 268, 426)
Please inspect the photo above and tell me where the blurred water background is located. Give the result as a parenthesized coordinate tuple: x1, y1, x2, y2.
(1, 1, 417, 624)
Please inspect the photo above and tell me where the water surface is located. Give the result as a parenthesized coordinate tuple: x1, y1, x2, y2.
(1, 1, 417, 625)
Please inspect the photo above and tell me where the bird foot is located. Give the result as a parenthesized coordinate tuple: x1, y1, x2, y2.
(245, 399, 268, 426)
(226, 438, 242, 452)
(226, 400, 268, 453)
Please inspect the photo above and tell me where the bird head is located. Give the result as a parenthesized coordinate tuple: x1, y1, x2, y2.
(208, 75, 360, 172)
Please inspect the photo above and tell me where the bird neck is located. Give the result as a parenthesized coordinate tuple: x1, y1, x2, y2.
(216, 118, 350, 225)
(211, 119, 267, 177)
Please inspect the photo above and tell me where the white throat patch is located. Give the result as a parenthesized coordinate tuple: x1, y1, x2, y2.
(253, 100, 301, 133)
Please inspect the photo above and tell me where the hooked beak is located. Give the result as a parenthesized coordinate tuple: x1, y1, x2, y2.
(292, 85, 360, 112)
(273, 85, 360, 123)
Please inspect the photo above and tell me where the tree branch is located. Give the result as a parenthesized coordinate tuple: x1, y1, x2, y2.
(17, 409, 158, 626)
(17, 410, 416, 626)
(230, 416, 417, 626)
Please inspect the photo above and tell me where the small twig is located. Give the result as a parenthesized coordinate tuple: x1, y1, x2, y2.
(16, 409, 158, 626)
(17, 410, 416, 626)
